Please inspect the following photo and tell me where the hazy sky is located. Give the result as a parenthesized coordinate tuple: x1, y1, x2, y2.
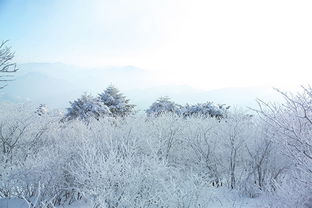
(1, 0, 311, 90)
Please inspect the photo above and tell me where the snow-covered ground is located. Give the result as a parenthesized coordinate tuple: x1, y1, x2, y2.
(0, 198, 90, 208)
(0, 188, 269, 208)
(0, 198, 27, 208)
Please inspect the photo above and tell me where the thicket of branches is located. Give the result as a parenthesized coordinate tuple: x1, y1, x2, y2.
(1, 86, 311, 208)
(0, 40, 18, 89)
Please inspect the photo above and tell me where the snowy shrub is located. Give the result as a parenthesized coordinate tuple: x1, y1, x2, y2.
(180, 116, 223, 185)
(65, 86, 135, 124)
(146, 97, 183, 117)
(35, 104, 48, 116)
(182, 102, 229, 119)
(256, 86, 312, 207)
(146, 97, 229, 120)
(0, 103, 63, 204)
(64, 93, 111, 123)
(62, 117, 205, 208)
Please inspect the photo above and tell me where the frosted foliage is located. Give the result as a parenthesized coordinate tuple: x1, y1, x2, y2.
(183, 102, 229, 119)
(256, 86, 312, 207)
(35, 104, 48, 116)
(65, 93, 111, 123)
(146, 97, 229, 119)
(65, 86, 135, 123)
(146, 97, 183, 116)
(98, 85, 135, 117)
(0, 40, 18, 89)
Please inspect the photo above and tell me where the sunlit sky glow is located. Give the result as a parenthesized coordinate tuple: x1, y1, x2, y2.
(0, 0, 311, 90)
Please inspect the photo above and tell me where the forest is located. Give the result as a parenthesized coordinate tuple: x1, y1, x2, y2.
(0, 85, 312, 208)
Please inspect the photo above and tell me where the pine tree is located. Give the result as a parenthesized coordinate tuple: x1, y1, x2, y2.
(98, 85, 135, 118)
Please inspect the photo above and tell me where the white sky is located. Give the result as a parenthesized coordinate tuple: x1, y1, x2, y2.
(1, 0, 312, 90)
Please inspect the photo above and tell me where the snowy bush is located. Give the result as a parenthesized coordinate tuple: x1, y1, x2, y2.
(256, 86, 312, 207)
(35, 104, 48, 116)
(0, 103, 64, 205)
(64, 93, 111, 123)
(182, 102, 229, 119)
(65, 86, 135, 124)
(146, 97, 229, 120)
(146, 97, 183, 117)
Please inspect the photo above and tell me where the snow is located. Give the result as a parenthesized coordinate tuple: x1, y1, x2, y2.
(0, 198, 27, 208)
(0, 189, 269, 208)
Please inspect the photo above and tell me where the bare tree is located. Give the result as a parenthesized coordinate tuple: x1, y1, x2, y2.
(188, 126, 222, 187)
(256, 87, 312, 176)
(0, 40, 18, 89)
(255, 86, 312, 205)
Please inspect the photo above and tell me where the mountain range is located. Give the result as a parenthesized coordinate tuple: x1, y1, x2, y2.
(0, 62, 281, 110)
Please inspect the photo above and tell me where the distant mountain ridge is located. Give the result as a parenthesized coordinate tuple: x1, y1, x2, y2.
(0, 62, 280, 109)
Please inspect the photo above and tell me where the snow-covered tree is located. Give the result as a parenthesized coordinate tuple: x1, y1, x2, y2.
(146, 97, 183, 117)
(256, 86, 312, 206)
(0, 40, 18, 89)
(98, 85, 135, 118)
(182, 102, 229, 119)
(64, 93, 111, 123)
